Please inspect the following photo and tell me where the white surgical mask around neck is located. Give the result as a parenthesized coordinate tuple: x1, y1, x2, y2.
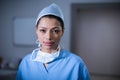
(32, 45, 61, 63)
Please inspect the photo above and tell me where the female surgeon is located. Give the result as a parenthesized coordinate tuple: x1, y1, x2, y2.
(16, 3, 90, 80)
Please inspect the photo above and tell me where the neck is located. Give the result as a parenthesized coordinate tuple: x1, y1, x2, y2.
(41, 46, 59, 54)
(41, 49, 55, 53)
(41, 48, 57, 54)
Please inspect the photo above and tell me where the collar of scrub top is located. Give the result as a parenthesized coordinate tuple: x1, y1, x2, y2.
(35, 3, 64, 25)
(31, 45, 62, 63)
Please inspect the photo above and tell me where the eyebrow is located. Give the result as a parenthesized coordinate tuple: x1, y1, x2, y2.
(52, 27, 61, 30)
(39, 26, 61, 30)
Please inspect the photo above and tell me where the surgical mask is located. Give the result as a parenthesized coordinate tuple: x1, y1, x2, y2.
(31, 46, 61, 63)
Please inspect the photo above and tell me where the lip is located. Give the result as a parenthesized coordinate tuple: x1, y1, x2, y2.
(43, 41, 54, 46)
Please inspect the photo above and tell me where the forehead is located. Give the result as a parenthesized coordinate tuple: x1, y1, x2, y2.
(37, 17, 62, 29)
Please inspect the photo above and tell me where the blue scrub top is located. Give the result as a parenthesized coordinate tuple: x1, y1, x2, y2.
(16, 49, 90, 80)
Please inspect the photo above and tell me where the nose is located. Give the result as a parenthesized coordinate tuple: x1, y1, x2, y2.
(45, 31, 52, 40)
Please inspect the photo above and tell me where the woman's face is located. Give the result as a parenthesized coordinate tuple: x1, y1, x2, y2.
(36, 17, 64, 53)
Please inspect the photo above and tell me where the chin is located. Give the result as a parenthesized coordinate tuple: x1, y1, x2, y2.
(45, 45, 58, 50)
(44, 46, 53, 50)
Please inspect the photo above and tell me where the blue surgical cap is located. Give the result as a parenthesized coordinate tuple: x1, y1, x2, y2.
(36, 3, 64, 25)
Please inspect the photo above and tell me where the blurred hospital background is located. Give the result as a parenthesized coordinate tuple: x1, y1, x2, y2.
(0, 0, 120, 80)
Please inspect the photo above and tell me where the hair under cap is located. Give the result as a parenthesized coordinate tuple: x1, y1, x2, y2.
(36, 3, 64, 25)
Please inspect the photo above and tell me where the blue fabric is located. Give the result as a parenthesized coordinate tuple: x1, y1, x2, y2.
(36, 3, 64, 25)
(16, 49, 90, 80)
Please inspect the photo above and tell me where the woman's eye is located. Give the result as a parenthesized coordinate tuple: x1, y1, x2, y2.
(52, 30, 60, 33)
(39, 29, 46, 33)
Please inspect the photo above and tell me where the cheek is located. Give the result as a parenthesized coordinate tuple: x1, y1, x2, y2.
(38, 37, 44, 44)
(36, 32, 43, 41)
(54, 35, 62, 42)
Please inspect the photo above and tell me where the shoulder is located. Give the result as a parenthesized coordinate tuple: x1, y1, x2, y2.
(19, 53, 32, 65)
(61, 49, 84, 64)
(22, 53, 31, 61)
